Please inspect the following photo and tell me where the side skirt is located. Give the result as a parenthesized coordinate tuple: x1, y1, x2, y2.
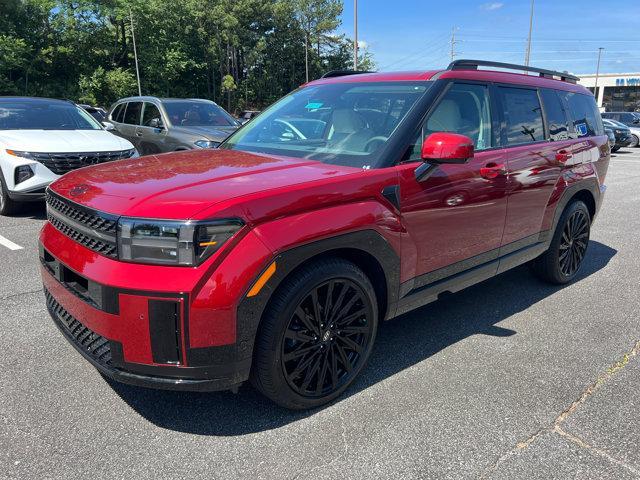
(394, 232, 550, 318)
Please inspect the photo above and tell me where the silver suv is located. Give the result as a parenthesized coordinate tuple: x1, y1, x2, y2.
(105, 97, 240, 155)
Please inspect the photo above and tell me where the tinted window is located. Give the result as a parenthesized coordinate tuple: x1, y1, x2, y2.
(0, 101, 101, 130)
(540, 89, 570, 141)
(123, 102, 142, 125)
(499, 87, 544, 145)
(111, 104, 124, 122)
(560, 92, 603, 137)
(142, 103, 163, 127)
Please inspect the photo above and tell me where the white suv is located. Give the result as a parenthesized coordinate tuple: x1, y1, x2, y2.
(0, 97, 138, 215)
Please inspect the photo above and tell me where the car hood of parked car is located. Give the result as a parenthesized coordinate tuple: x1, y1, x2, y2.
(49, 149, 360, 220)
(171, 124, 238, 142)
(0, 129, 134, 153)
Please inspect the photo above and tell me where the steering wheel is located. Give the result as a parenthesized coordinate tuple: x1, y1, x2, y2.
(364, 136, 389, 153)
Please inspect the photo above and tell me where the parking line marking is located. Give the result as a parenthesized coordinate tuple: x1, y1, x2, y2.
(0, 234, 23, 251)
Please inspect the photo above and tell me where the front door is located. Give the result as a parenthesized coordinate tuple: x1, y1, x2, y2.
(398, 82, 508, 285)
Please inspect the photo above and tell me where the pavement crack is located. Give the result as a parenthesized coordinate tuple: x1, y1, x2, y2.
(554, 425, 640, 477)
(480, 339, 640, 479)
(0, 288, 44, 302)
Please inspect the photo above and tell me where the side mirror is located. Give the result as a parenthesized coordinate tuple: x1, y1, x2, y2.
(415, 133, 474, 182)
(102, 121, 115, 131)
(149, 118, 164, 129)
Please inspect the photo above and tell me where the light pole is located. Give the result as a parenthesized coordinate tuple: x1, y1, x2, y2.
(594, 47, 604, 100)
(524, 0, 534, 67)
(353, 0, 358, 70)
(130, 7, 142, 96)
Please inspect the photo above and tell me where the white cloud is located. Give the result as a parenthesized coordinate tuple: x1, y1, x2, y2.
(481, 2, 504, 11)
(357, 40, 369, 49)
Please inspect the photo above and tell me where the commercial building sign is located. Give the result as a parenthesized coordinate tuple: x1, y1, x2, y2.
(616, 78, 640, 86)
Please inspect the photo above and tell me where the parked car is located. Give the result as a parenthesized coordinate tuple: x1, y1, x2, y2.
(40, 60, 609, 409)
(238, 110, 261, 124)
(604, 127, 616, 150)
(601, 112, 640, 147)
(106, 97, 240, 155)
(602, 118, 632, 152)
(0, 97, 137, 215)
(78, 104, 107, 123)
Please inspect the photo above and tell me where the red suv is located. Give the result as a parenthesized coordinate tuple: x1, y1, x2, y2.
(40, 60, 609, 409)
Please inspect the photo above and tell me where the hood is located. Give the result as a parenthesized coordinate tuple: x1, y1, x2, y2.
(0, 129, 134, 152)
(49, 149, 359, 219)
(171, 125, 238, 141)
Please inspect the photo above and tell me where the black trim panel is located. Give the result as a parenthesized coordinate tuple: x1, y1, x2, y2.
(148, 300, 181, 364)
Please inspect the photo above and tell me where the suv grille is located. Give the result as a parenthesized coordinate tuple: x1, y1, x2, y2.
(31, 150, 134, 175)
(45, 288, 112, 366)
(46, 191, 118, 258)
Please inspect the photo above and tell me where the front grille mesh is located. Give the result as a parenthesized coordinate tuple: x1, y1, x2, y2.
(46, 192, 117, 235)
(32, 150, 133, 175)
(46, 192, 118, 258)
(45, 288, 112, 366)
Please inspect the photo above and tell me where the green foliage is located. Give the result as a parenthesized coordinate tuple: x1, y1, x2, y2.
(0, 0, 372, 112)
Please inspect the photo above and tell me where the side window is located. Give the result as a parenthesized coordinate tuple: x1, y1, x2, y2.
(540, 89, 570, 141)
(110, 104, 123, 122)
(142, 103, 163, 127)
(406, 82, 493, 160)
(123, 101, 143, 125)
(560, 92, 602, 137)
(498, 87, 544, 145)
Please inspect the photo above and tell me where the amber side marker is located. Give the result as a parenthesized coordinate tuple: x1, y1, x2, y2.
(247, 261, 277, 297)
(199, 241, 218, 247)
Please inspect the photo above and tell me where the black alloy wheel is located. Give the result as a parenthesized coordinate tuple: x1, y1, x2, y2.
(558, 209, 589, 277)
(251, 258, 378, 409)
(530, 199, 591, 284)
(281, 278, 374, 398)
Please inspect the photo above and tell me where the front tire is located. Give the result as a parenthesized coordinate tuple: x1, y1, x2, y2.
(0, 172, 20, 216)
(251, 258, 378, 410)
(611, 146, 620, 153)
(629, 135, 639, 148)
(530, 200, 591, 284)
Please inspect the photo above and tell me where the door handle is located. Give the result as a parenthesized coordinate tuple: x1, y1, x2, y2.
(135, 131, 143, 137)
(555, 150, 573, 163)
(479, 162, 506, 180)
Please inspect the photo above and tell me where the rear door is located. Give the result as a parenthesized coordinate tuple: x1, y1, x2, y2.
(498, 86, 566, 248)
(120, 101, 143, 150)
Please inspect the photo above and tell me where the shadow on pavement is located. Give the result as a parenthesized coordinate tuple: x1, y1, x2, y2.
(13, 201, 46, 220)
(109, 240, 617, 436)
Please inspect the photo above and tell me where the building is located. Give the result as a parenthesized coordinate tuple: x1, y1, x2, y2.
(579, 73, 640, 112)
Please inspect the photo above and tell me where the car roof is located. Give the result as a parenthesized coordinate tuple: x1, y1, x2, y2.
(116, 96, 216, 104)
(306, 68, 590, 94)
(0, 96, 75, 105)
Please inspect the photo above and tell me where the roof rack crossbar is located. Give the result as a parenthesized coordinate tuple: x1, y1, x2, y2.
(320, 70, 374, 79)
(447, 59, 580, 84)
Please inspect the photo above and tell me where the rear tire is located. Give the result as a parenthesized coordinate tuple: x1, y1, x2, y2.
(0, 172, 20, 216)
(530, 200, 590, 284)
(251, 258, 378, 410)
(611, 146, 620, 153)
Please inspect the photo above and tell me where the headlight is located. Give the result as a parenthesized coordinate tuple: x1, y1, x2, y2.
(194, 140, 220, 149)
(6, 149, 33, 159)
(117, 218, 243, 266)
(128, 148, 140, 158)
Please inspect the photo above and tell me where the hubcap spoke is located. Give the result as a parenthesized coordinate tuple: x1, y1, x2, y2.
(559, 210, 589, 277)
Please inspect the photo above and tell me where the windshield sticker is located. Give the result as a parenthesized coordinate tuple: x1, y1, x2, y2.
(305, 102, 323, 110)
(575, 123, 588, 137)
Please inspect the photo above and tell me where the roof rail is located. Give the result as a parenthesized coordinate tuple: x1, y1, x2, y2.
(447, 59, 580, 84)
(320, 70, 374, 79)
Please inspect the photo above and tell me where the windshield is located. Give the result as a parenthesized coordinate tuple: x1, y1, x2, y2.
(163, 101, 238, 127)
(0, 101, 103, 130)
(221, 81, 431, 168)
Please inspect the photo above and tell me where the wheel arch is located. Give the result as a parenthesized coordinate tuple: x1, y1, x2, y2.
(235, 230, 400, 365)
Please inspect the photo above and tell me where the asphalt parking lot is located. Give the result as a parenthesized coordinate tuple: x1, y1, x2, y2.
(1, 150, 639, 480)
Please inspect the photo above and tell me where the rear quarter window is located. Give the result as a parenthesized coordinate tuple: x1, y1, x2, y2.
(540, 89, 571, 141)
(560, 92, 604, 137)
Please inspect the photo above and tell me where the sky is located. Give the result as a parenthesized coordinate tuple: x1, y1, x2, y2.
(339, 0, 640, 75)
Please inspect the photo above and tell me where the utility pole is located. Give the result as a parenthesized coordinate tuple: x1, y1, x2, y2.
(524, 0, 534, 67)
(594, 47, 604, 99)
(450, 27, 458, 62)
(129, 7, 142, 96)
(304, 32, 309, 83)
(353, 0, 358, 70)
